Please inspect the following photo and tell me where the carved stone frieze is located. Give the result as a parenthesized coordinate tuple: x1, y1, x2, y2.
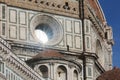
(0, 0, 80, 18)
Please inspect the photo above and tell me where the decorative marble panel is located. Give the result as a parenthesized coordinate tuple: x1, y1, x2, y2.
(66, 34, 73, 48)
(75, 36, 82, 49)
(66, 20, 72, 33)
(19, 27, 27, 40)
(74, 21, 81, 34)
(2, 23, 6, 36)
(19, 11, 26, 25)
(86, 65, 93, 78)
(85, 36, 91, 50)
(85, 20, 90, 34)
(9, 9, 17, 23)
(9, 25, 17, 39)
(2, 5, 5, 19)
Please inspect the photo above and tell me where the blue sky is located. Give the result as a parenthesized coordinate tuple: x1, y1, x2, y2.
(99, 0, 120, 67)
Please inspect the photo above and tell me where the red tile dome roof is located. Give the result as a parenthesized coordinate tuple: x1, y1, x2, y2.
(33, 49, 64, 59)
(25, 50, 65, 66)
(97, 67, 120, 80)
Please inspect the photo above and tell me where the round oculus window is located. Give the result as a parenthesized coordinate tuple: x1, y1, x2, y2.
(30, 15, 63, 45)
(35, 23, 53, 43)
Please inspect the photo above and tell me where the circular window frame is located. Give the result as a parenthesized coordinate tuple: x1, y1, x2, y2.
(30, 14, 63, 46)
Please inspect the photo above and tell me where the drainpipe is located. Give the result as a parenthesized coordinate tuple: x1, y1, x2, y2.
(79, 0, 86, 80)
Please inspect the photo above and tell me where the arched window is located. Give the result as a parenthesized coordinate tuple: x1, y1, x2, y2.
(105, 32, 108, 39)
(57, 65, 67, 80)
(39, 65, 48, 78)
(96, 40, 104, 66)
(73, 70, 78, 80)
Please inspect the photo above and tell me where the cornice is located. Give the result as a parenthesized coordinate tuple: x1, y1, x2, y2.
(0, 36, 44, 80)
(0, 0, 80, 18)
(84, 1, 106, 40)
(95, 60, 105, 73)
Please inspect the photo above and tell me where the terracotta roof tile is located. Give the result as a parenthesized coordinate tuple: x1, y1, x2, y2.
(97, 67, 120, 80)
(88, 0, 105, 23)
(33, 49, 64, 59)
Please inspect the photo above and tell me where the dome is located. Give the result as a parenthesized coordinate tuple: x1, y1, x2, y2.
(25, 50, 65, 66)
(33, 49, 64, 59)
(97, 67, 120, 80)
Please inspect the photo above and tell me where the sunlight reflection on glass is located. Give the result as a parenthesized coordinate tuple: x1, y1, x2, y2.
(35, 30, 48, 44)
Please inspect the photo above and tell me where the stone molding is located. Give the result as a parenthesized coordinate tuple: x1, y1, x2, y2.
(0, 36, 44, 80)
(0, 0, 79, 18)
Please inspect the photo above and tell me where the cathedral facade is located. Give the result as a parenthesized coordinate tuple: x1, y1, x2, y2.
(0, 0, 114, 80)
